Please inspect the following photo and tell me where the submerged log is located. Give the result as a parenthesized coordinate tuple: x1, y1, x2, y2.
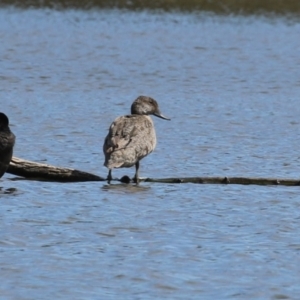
(7, 157, 105, 182)
(6, 156, 300, 186)
(143, 176, 300, 186)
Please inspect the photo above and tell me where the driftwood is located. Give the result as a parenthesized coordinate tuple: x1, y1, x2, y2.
(143, 176, 300, 186)
(6, 156, 300, 186)
(7, 157, 105, 182)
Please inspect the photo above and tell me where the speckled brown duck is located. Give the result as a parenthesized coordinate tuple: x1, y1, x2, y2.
(0, 112, 15, 179)
(103, 95, 170, 184)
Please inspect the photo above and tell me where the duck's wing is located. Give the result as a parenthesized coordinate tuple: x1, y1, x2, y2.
(103, 115, 139, 154)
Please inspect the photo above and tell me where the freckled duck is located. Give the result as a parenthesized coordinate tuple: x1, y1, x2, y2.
(0, 112, 15, 178)
(103, 95, 170, 184)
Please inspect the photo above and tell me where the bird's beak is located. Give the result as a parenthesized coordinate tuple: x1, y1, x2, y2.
(153, 109, 171, 120)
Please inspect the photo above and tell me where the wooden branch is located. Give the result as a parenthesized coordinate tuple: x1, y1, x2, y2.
(7, 157, 105, 182)
(142, 176, 300, 186)
(6, 157, 300, 186)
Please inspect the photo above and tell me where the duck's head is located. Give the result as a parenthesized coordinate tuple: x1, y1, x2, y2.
(131, 96, 170, 120)
(0, 112, 10, 130)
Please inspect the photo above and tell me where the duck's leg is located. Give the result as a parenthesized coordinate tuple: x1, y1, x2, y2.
(134, 161, 140, 184)
(107, 169, 112, 184)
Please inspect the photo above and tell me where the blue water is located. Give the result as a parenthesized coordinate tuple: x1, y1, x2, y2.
(1, 8, 300, 299)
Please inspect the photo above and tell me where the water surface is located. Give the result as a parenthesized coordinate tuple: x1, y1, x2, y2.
(1, 8, 300, 300)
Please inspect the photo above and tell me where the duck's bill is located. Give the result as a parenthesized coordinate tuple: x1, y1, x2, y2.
(154, 111, 171, 120)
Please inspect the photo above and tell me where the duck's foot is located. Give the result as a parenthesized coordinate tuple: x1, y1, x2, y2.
(132, 176, 140, 185)
(133, 162, 140, 185)
(107, 170, 112, 184)
(120, 175, 131, 184)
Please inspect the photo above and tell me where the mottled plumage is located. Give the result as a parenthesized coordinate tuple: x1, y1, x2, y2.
(0, 113, 15, 178)
(103, 96, 170, 183)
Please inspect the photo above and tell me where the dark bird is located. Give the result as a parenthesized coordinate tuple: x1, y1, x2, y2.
(0, 112, 15, 178)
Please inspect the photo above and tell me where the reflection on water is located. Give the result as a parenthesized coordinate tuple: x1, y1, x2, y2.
(0, 186, 18, 195)
(102, 182, 151, 194)
(0, 7, 300, 300)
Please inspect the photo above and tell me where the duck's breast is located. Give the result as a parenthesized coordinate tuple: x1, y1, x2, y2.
(133, 115, 156, 154)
